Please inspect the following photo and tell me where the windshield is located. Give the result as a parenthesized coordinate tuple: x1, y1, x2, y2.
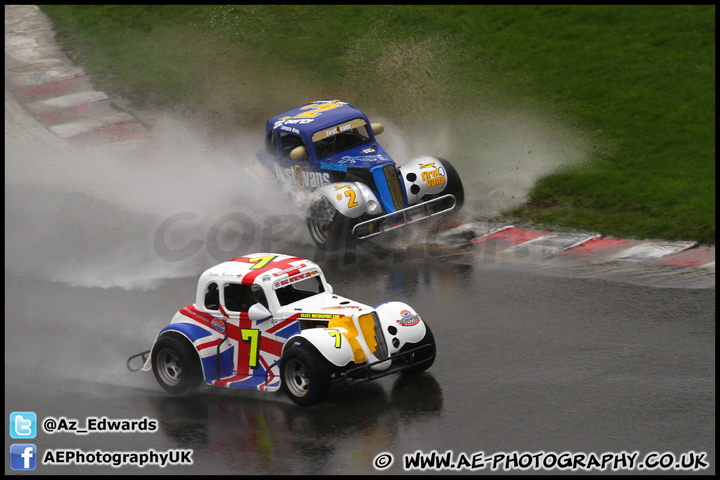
(275, 275, 325, 306)
(312, 119, 372, 159)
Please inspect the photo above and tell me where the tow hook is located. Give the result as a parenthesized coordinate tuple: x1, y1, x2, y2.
(126, 350, 151, 372)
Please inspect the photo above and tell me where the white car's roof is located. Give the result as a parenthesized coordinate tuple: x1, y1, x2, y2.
(198, 253, 318, 288)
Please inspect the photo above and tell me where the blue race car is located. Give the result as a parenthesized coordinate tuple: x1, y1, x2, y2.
(256, 100, 464, 249)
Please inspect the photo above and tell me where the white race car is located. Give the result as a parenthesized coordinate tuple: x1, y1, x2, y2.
(128, 253, 435, 405)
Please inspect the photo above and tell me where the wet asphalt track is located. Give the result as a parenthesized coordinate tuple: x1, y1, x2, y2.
(5, 84, 715, 474)
(5, 243, 716, 475)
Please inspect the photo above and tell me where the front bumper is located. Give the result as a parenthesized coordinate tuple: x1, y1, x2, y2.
(352, 194, 457, 240)
(336, 343, 435, 386)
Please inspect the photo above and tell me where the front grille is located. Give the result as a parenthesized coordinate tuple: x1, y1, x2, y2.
(383, 165, 404, 211)
(358, 312, 389, 361)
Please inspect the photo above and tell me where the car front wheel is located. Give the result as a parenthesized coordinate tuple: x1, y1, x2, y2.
(306, 196, 356, 251)
(280, 345, 330, 406)
(401, 323, 436, 375)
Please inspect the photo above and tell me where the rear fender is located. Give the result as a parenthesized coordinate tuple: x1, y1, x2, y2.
(398, 156, 449, 204)
(314, 182, 382, 219)
(142, 320, 222, 379)
(142, 326, 197, 371)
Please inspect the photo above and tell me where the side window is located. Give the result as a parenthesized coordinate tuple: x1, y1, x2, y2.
(280, 133, 307, 159)
(204, 282, 219, 311)
(224, 283, 268, 312)
(268, 130, 277, 155)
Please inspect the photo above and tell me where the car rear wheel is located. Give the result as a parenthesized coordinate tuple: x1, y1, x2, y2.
(152, 333, 203, 395)
(281, 345, 330, 406)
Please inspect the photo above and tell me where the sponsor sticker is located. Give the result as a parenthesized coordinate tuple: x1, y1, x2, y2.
(396, 310, 420, 327)
(273, 269, 320, 289)
(321, 161, 347, 172)
(274, 164, 331, 189)
(211, 318, 225, 333)
(339, 155, 386, 164)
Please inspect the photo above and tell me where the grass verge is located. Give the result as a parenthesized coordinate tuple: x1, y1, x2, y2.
(39, 5, 715, 243)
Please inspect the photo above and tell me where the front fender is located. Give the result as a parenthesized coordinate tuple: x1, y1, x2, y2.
(398, 156, 449, 204)
(284, 328, 359, 368)
(373, 301, 427, 353)
(314, 182, 382, 218)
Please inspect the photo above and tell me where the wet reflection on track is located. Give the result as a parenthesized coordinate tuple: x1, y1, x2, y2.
(147, 374, 442, 474)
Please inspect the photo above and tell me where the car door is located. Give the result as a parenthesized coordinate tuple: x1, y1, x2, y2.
(221, 283, 285, 383)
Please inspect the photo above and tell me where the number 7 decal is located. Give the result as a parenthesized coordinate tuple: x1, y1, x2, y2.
(241, 329, 261, 368)
(248, 255, 277, 270)
(327, 330, 342, 348)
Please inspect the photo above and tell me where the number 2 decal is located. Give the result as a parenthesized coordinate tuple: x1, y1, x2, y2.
(344, 189, 358, 208)
(296, 102, 343, 118)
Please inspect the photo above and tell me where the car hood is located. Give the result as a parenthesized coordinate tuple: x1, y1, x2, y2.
(276, 292, 372, 320)
(319, 143, 394, 171)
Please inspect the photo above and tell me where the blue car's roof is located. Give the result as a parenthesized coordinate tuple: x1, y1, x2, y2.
(266, 100, 370, 139)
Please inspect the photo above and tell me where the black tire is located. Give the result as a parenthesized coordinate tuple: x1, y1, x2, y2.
(425, 158, 464, 211)
(401, 323, 436, 375)
(307, 197, 340, 250)
(280, 344, 331, 406)
(306, 196, 355, 251)
(151, 333, 203, 395)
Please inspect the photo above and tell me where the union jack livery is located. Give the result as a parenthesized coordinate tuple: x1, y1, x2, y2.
(129, 253, 435, 405)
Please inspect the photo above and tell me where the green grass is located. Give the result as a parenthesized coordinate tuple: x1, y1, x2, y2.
(39, 5, 715, 243)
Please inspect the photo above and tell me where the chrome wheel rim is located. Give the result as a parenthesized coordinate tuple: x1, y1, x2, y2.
(308, 217, 329, 245)
(157, 348, 182, 386)
(284, 358, 309, 397)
